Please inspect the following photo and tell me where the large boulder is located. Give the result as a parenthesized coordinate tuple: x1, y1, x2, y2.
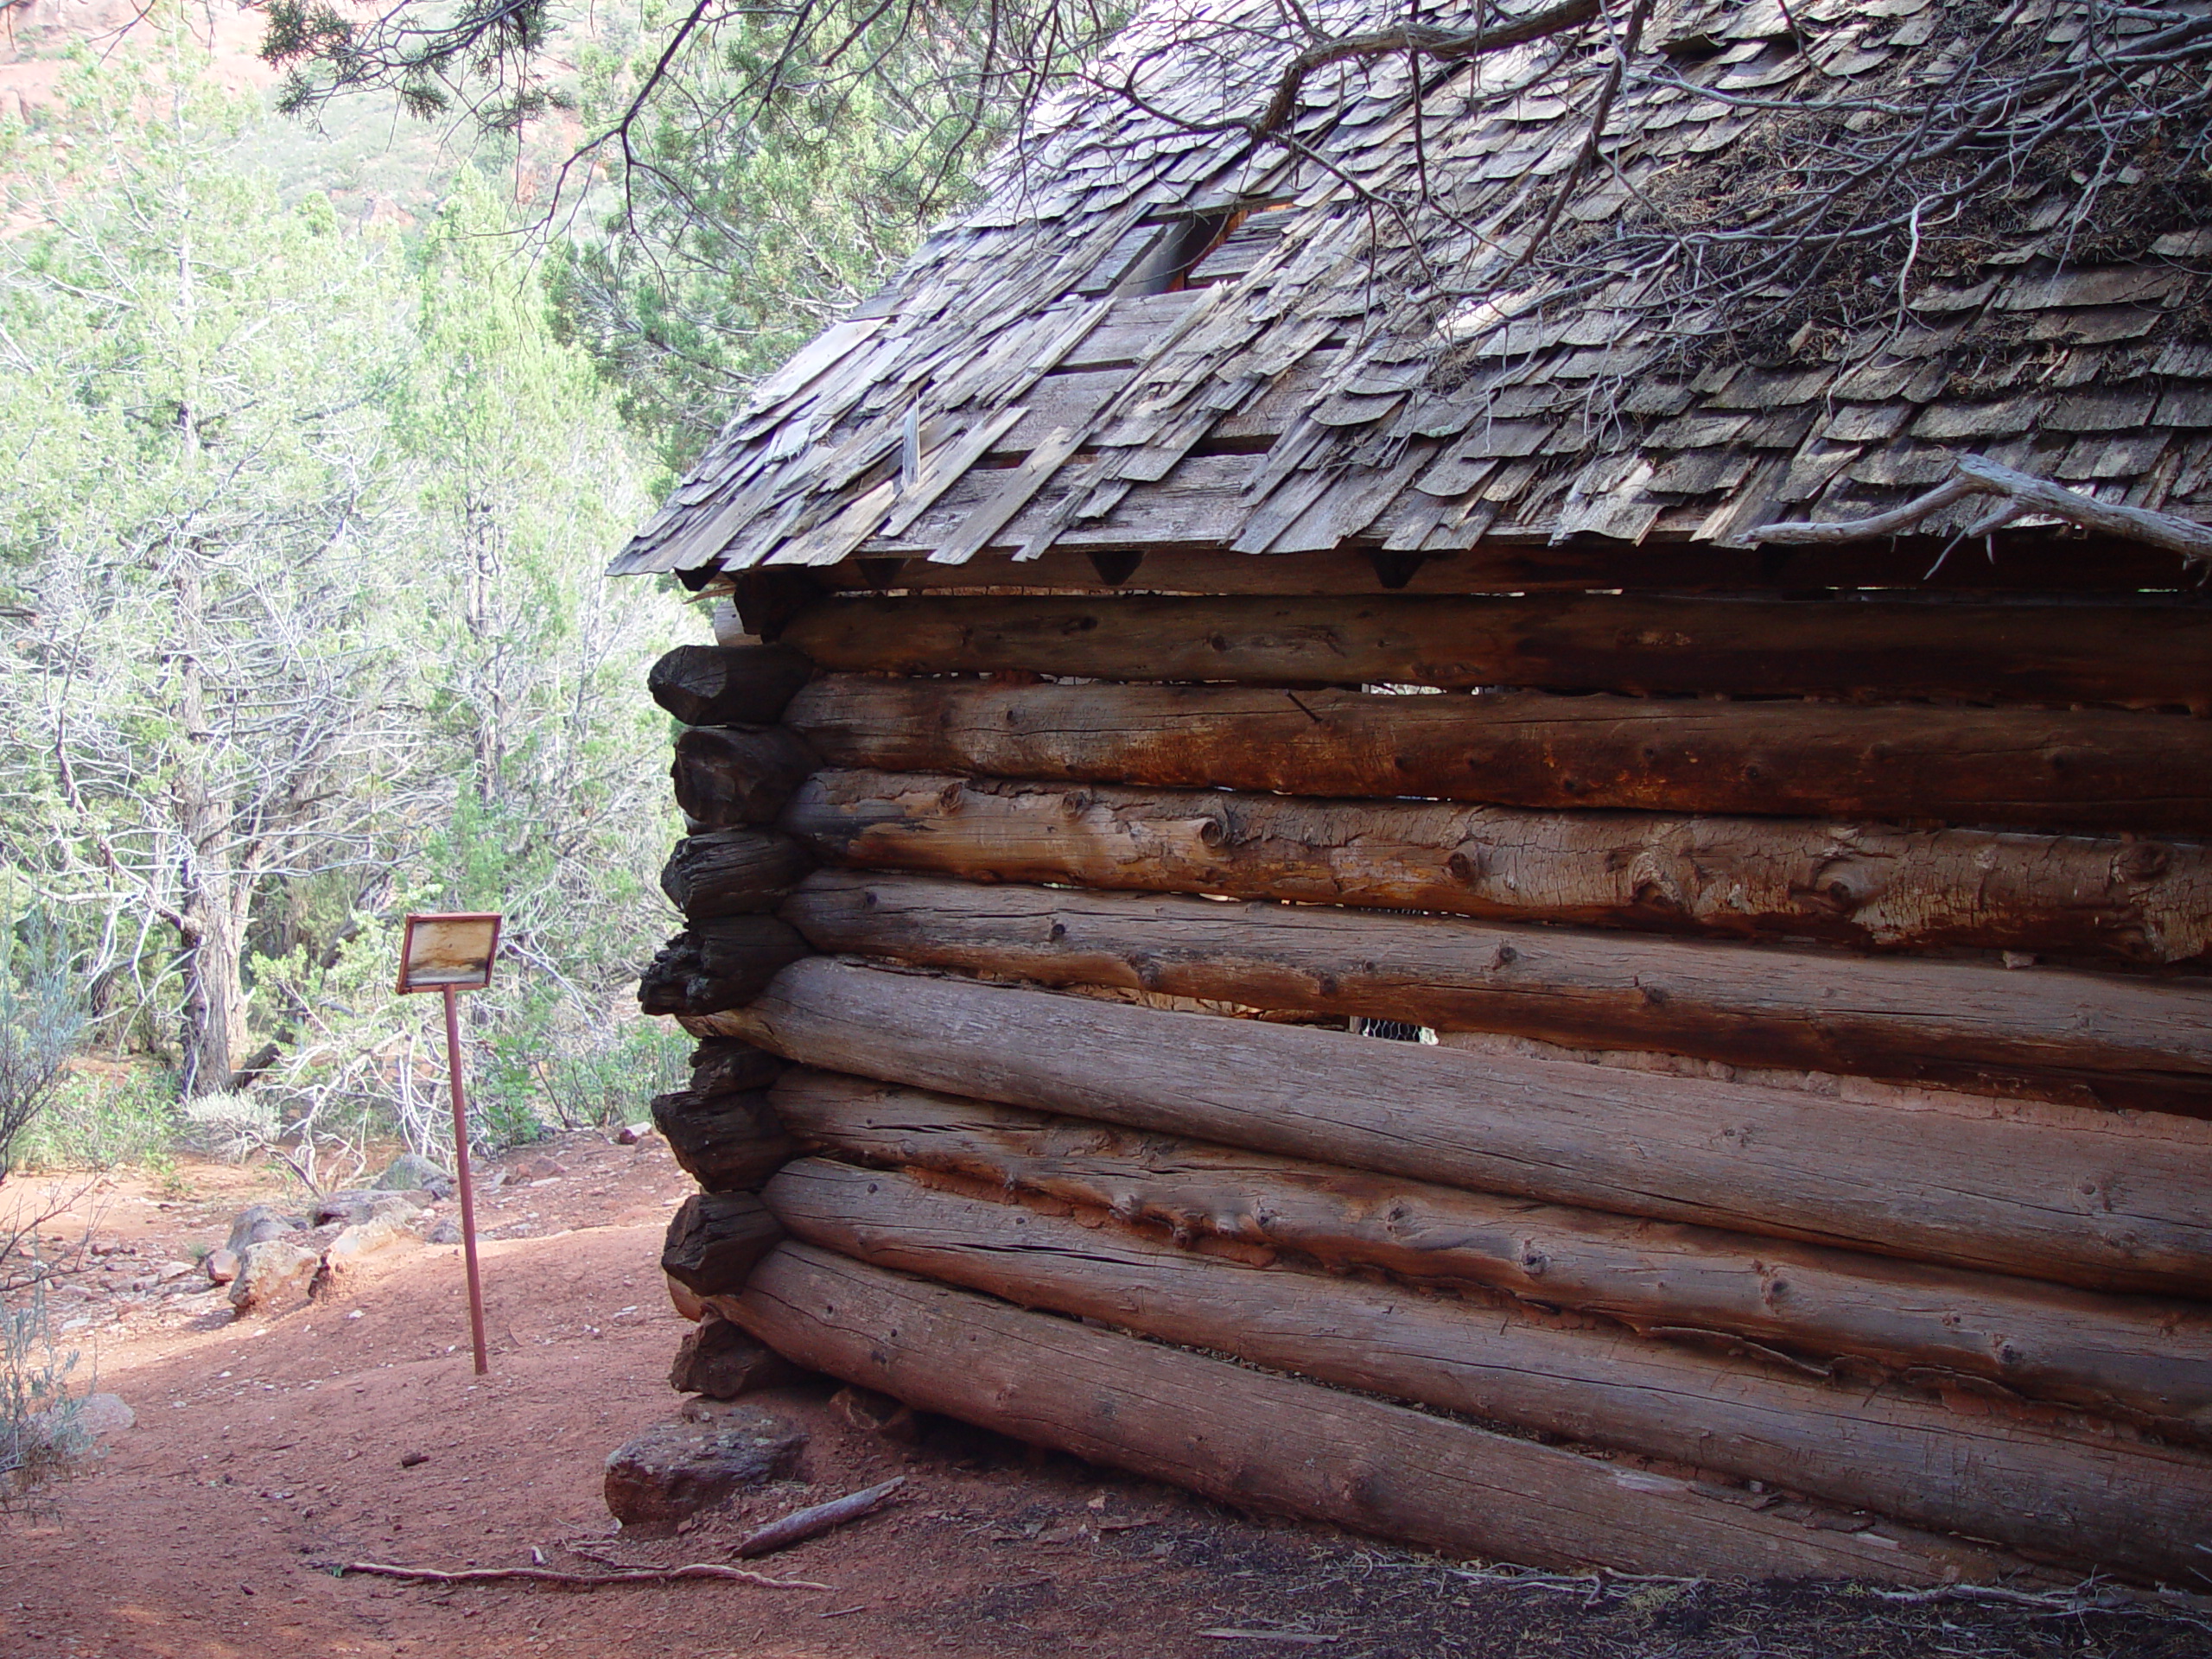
(227, 1239, 320, 1315)
(374, 1153, 453, 1199)
(603, 1407, 807, 1535)
(224, 1205, 302, 1258)
(313, 1190, 428, 1227)
(317, 1211, 416, 1282)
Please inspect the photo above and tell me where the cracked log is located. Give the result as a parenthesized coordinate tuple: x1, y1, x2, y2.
(661, 830, 814, 919)
(662, 1192, 783, 1297)
(770, 1071, 2212, 1436)
(779, 769, 2212, 964)
(764, 1158, 2212, 1582)
(782, 677, 2212, 836)
(650, 644, 815, 727)
(672, 726, 818, 829)
(722, 958, 2212, 1295)
(781, 593, 2212, 712)
(651, 1089, 799, 1192)
(779, 872, 2212, 1115)
(727, 1243, 2024, 1583)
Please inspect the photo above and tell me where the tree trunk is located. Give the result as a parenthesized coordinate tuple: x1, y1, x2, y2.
(783, 677, 2212, 835)
(727, 958, 2212, 1294)
(771, 1070, 2212, 1435)
(779, 768, 2212, 963)
(728, 1243, 2024, 1584)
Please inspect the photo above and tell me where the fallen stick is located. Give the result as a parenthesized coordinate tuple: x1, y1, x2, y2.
(335, 1560, 829, 1591)
(734, 1476, 907, 1559)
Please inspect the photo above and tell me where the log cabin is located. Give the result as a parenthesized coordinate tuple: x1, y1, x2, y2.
(611, 0, 2212, 1586)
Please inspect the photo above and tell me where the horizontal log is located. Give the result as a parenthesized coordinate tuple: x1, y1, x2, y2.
(823, 537, 2212, 598)
(781, 594, 2212, 712)
(784, 676, 2212, 836)
(661, 831, 814, 919)
(781, 874, 2212, 1115)
(637, 919, 810, 1018)
(661, 1192, 782, 1296)
(730, 960, 2212, 1294)
(689, 1039, 786, 1096)
(728, 1243, 2022, 1582)
(651, 1089, 799, 1192)
(780, 770, 2212, 964)
(650, 644, 815, 727)
(771, 1072, 2212, 1434)
(766, 1159, 2212, 1580)
(672, 726, 818, 829)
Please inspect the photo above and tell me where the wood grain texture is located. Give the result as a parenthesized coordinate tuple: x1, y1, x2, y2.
(813, 538, 2212, 598)
(727, 1243, 2024, 1582)
(661, 1192, 783, 1296)
(649, 644, 816, 727)
(671, 725, 818, 828)
(689, 1039, 786, 1096)
(764, 1159, 2212, 1580)
(780, 769, 2212, 963)
(783, 676, 2212, 836)
(782, 593, 2212, 711)
(782, 873, 2212, 1115)
(650, 1088, 799, 1192)
(729, 959, 2212, 1294)
(770, 1071, 2212, 1434)
(636, 918, 810, 1018)
(661, 830, 814, 919)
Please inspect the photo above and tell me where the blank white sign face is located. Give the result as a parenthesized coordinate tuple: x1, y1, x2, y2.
(397, 913, 502, 994)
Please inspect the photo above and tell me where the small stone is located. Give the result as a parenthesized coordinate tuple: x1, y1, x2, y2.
(204, 1248, 240, 1285)
(224, 1205, 302, 1258)
(375, 1153, 453, 1199)
(614, 1122, 655, 1147)
(158, 1260, 197, 1282)
(831, 1383, 920, 1445)
(424, 1219, 462, 1246)
(668, 1315, 803, 1400)
(603, 1408, 808, 1535)
(227, 1240, 320, 1315)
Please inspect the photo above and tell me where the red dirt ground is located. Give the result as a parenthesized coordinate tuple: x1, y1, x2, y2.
(3, 1132, 2209, 1659)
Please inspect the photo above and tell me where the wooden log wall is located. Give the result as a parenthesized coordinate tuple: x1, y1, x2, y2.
(637, 583, 2212, 1584)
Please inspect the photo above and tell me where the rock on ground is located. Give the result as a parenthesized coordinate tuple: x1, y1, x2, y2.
(227, 1239, 321, 1315)
(313, 1190, 429, 1227)
(668, 1314, 803, 1400)
(224, 1205, 302, 1258)
(602, 1407, 807, 1535)
(375, 1152, 453, 1199)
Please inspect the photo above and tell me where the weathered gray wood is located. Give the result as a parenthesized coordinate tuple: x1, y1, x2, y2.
(651, 1088, 800, 1192)
(780, 769, 2212, 964)
(783, 676, 2212, 836)
(728, 1243, 2023, 1583)
(689, 1039, 786, 1096)
(661, 830, 814, 919)
(636, 918, 810, 1017)
(819, 537, 2212, 599)
(661, 1192, 783, 1296)
(766, 1159, 2212, 1581)
(672, 726, 818, 828)
(728, 959, 2212, 1294)
(781, 873, 2212, 1115)
(772, 1071, 2212, 1435)
(782, 593, 2212, 712)
(650, 644, 816, 727)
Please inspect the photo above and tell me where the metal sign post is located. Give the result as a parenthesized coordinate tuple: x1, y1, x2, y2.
(397, 912, 503, 1376)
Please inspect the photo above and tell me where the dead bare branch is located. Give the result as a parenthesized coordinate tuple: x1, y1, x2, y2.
(333, 1558, 832, 1590)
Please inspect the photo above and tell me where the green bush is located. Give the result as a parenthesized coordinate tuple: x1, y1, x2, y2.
(7, 1067, 175, 1173)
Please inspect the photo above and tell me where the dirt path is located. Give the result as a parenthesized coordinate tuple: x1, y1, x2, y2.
(4, 1133, 2209, 1659)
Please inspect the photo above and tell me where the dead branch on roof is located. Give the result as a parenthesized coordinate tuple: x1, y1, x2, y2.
(1751, 455, 2212, 566)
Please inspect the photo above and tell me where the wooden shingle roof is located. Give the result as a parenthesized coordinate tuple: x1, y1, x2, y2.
(612, 0, 2212, 579)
